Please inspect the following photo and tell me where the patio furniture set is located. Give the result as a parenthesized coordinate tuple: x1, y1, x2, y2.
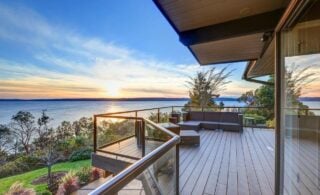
(159, 111, 243, 146)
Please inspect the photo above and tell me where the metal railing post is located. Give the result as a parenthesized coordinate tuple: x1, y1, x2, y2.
(135, 111, 138, 137)
(93, 115, 97, 153)
(157, 108, 160, 123)
(176, 144, 180, 195)
(142, 120, 145, 157)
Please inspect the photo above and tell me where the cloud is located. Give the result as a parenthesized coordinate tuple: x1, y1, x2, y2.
(0, 2, 262, 99)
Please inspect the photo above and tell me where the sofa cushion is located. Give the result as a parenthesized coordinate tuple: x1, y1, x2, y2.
(220, 112, 240, 123)
(178, 121, 201, 131)
(201, 121, 219, 130)
(204, 112, 221, 122)
(189, 111, 204, 121)
(220, 123, 242, 132)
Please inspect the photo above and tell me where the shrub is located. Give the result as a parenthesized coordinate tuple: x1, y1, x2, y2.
(91, 168, 102, 181)
(68, 148, 92, 162)
(57, 137, 89, 160)
(75, 166, 91, 185)
(266, 118, 275, 128)
(5, 182, 36, 195)
(57, 171, 79, 195)
(69, 136, 87, 149)
(244, 113, 266, 124)
(0, 155, 42, 178)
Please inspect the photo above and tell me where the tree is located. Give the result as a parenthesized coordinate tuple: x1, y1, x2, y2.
(219, 101, 225, 110)
(240, 63, 317, 121)
(33, 111, 60, 189)
(38, 128, 61, 189)
(56, 121, 73, 140)
(239, 90, 255, 106)
(185, 67, 232, 109)
(0, 125, 12, 164)
(72, 117, 93, 138)
(10, 111, 36, 154)
(33, 110, 53, 149)
(0, 125, 12, 153)
(284, 63, 317, 115)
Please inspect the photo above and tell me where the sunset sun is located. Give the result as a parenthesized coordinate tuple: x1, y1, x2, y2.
(105, 83, 120, 97)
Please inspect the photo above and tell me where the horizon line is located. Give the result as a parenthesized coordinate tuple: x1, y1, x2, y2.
(0, 97, 240, 101)
(0, 96, 319, 101)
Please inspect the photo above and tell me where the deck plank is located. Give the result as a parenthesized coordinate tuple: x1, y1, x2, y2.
(179, 131, 213, 176)
(235, 132, 249, 195)
(241, 130, 262, 195)
(214, 132, 231, 195)
(248, 130, 274, 192)
(179, 131, 216, 190)
(244, 129, 273, 195)
(191, 132, 224, 195)
(180, 131, 220, 195)
(203, 131, 229, 194)
(227, 133, 238, 195)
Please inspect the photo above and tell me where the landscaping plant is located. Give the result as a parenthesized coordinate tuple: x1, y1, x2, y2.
(5, 182, 35, 195)
(57, 171, 79, 195)
(75, 166, 91, 185)
(68, 148, 92, 162)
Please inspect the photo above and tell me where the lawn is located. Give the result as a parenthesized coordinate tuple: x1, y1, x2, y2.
(0, 159, 90, 194)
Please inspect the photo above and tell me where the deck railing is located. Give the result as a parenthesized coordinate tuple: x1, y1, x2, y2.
(91, 112, 180, 195)
(93, 105, 275, 155)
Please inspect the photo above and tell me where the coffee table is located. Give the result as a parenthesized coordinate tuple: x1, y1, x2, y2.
(180, 130, 200, 145)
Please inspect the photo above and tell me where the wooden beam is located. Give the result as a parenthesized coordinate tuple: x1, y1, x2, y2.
(180, 9, 284, 46)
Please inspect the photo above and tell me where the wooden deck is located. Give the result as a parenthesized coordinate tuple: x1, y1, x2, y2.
(180, 128, 275, 195)
(97, 128, 320, 195)
(180, 128, 320, 195)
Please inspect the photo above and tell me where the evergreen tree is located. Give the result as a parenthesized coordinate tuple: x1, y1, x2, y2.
(185, 67, 232, 109)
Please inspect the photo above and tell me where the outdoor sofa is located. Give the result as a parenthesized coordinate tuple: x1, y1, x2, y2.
(178, 111, 243, 132)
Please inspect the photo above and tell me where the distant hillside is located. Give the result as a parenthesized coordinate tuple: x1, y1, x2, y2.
(299, 97, 320, 101)
(214, 97, 239, 101)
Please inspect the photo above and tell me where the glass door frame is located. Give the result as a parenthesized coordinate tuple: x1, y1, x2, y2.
(274, 0, 317, 194)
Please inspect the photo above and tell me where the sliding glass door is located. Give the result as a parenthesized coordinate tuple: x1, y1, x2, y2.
(280, 1, 320, 194)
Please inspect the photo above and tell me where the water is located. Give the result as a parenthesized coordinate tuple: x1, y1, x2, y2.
(300, 101, 320, 115)
(0, 100, 318, 127)
(0, 100, 187, 127)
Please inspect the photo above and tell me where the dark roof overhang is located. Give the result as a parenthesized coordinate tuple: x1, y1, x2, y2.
(153, 0, 290, 78)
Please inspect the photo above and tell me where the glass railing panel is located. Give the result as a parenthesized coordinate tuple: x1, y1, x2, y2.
(137, 109, 159, 123)
(158, 107, 172, 123)
(95, 116, 141, 159)
(144, 121, 170, 155)
(110, 146, 177, 195)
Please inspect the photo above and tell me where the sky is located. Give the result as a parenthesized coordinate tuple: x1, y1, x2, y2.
(0, 0, 264, 99)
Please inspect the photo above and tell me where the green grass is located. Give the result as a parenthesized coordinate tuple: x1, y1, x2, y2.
(0, 159, 90, 194)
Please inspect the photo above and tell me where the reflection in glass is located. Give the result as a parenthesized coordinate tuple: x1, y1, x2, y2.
(281, 2, 320, 194)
